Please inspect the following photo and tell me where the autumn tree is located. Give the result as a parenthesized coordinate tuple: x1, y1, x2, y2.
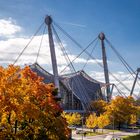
(0, 65, 70, 140)
(105, 96, 138, 129)
(62, 112, 81, 126)
(97, 114, 110, 133)
(91, 99, 108, 116)
(130, 114, 137, 125)
(85, 113, 97, 132)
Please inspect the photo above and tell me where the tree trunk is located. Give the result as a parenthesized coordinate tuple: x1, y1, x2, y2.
(15, 120, 18, 134)
(93, 128, 96, 133)
(8, 113, 11, 124)
(118, 122, 121, 130)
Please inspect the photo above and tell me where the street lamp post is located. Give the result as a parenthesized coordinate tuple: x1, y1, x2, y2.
(113, 112, 115, 138)
(82, 116, 84, 140)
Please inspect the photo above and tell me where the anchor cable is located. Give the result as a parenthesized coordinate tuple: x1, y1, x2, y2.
(13, 22, 45, 65)
(36, 25, 46, 63)
(54, 22, 131, 93)
(82, 39, 99, 70)
(52, 25, 92, 111)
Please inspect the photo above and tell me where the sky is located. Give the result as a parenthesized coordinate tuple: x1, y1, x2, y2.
(0, 0, 140, 96)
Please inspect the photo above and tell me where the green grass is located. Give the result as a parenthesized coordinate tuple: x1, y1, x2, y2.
(74, 129, 121, 137)
(77, 131, 106, 136)
(123, 134, 140, 140)
(84, 131, 103, 136)
(105, 129, 121, 132)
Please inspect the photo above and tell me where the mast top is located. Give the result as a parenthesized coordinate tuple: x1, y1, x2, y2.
(98, 32, 105, 40)
(45, 15, 52, 25)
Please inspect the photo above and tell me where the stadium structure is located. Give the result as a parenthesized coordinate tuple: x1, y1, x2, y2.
(13, 15, 139, 112)
(29, 16, 111, 112)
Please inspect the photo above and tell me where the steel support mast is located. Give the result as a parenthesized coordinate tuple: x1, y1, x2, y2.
(99, 32, 110, 102)
(45, 16, 60, 97)
(130, 68, 140, 96)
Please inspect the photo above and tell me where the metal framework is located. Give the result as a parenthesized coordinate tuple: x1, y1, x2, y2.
(130, 68, 140, 96)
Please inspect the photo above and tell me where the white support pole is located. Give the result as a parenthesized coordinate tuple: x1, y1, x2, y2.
(99, 32, 110, 102)
(45, 16, 60, 97)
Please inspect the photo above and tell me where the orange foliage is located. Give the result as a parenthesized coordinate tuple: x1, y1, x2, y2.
(97, 114, 110, 129)
(0, 65, 70, 140)
(91, 99, 108, 116)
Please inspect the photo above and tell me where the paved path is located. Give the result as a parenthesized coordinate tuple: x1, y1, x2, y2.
(72, 130, 138, 140)
(104, 135, 114, 140)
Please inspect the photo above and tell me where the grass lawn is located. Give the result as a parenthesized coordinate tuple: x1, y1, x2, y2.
(76, 130, 112, 136)
(104, 129, 121, 132)
(77, 131, 103, 136)
(123, 135, 140, 140)
(84, 131, 103, 136)
(73, 129, 121, 137)
(85, 129, 120, 136)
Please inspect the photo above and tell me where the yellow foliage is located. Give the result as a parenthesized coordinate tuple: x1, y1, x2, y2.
(105, 96, 138, 125)
(91, 99, 107, 116)
(130, 114, 137, 125)
(1, 113, 7, 125)
(62, 112, 81, 126)
(97, 114, 110, 129)
(85, 113, 97, 129)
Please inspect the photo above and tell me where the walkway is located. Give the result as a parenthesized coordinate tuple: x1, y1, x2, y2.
(72, 130, 138, 140)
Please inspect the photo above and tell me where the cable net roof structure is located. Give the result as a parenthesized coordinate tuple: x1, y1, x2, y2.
(30, 63, 105, 111)
(11, 16, 140, 111)
(61, 70, 104, 101)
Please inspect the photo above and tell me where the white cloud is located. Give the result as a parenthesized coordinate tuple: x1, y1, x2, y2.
(0, 35, 52, 65)
(89, 71, 140, 97)
(0, 18, 21, 37)
(0, 18, 103, 74)
(67, 54, 102, 64)
(59, 22, 86, 28)
(0, 33, 103, 73)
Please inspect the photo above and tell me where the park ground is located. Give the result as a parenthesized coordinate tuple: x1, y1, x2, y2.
(72, 128, 140, 140)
